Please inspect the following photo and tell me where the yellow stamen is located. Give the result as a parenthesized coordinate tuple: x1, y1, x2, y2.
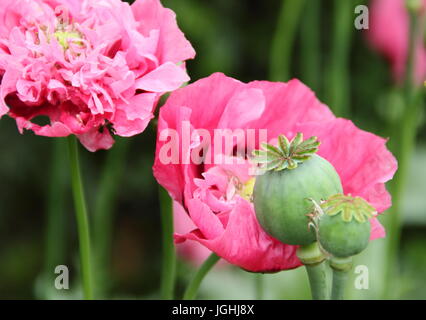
(54, 31, 82, 49)
(238, 178, 256, 201)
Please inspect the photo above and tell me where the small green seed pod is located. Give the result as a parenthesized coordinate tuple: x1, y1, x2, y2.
(318, 194, 376, 258)
(319, 214, 370, 257)
(252, 133, 343, 246)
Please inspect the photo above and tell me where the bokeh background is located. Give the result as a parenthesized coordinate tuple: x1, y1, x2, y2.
(0, 0, 425, 299)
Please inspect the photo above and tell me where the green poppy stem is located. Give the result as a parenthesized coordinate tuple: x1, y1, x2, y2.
(331, 269, 348, 300)
(325, 0, 354, 117)
(269, 0, 307, 81)
(43, 139, 68, 298)
(304, 262, 329, 300)
(300, 0, 320, 92)
(93, 138, 129, 298)
(183, 253, 220, 300)
(255, 274, 264, 300)
(67, 136, 94, 300)
(159, 186, 176, 300)
(297, 242, 329, 300)
(330, 257, 353, 300)
(384, 8, 423, 298)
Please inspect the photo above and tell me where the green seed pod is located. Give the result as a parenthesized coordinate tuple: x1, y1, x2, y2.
(318, 194, 375, 258)
(252, 133, 343, 246)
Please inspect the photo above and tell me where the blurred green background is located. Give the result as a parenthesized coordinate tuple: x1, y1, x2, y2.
(0, 0, 425, 299)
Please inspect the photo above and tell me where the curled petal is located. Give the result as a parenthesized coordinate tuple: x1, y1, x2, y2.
(176, 198, 301, 273)
(135, 62, 190, 93)
(131, 0, 196, 64)
(296, 118, 397, 213)
(78, 128, 114, 152)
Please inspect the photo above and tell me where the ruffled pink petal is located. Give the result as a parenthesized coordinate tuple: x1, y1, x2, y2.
(247, 79, 335, 139)
(370, 217, 386, 240)
(176, 198, 301, 273)
(153, 105, 194, 203)
(43, 0, 82, 18)
(157, 73, 244, 130)
(112, 93, 158, 137)
(187, 198, 225, 239)
(77, 128, 114, 152)
(135, 62, 190, 93)
(198, 167, 229, 194)
(112, 110, 153, 137)
(217, 87, 266, 129)
(173, 201, 215, 266)
(121, 93, 157, 122)
(296, 118, 397, 213)
(214, 155, 253, 184)
(131, 0, 196, 64)
(0, 68, 20, 117)
(15, 117, 71, 137)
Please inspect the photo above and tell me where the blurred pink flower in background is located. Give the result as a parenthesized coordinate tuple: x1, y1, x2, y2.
(153, 73, 397, 273)
(368, 0, 426, 84)
(0, 0, 195, 151)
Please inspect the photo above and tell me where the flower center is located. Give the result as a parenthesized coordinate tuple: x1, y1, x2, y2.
(53, 30, 83, 50)
(234, 177, 256, 202)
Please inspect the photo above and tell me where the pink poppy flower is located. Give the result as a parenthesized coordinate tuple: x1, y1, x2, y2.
(153, 73, 397, 273)
(367, 0, 426, 84)
(0, 0, 195, 151)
